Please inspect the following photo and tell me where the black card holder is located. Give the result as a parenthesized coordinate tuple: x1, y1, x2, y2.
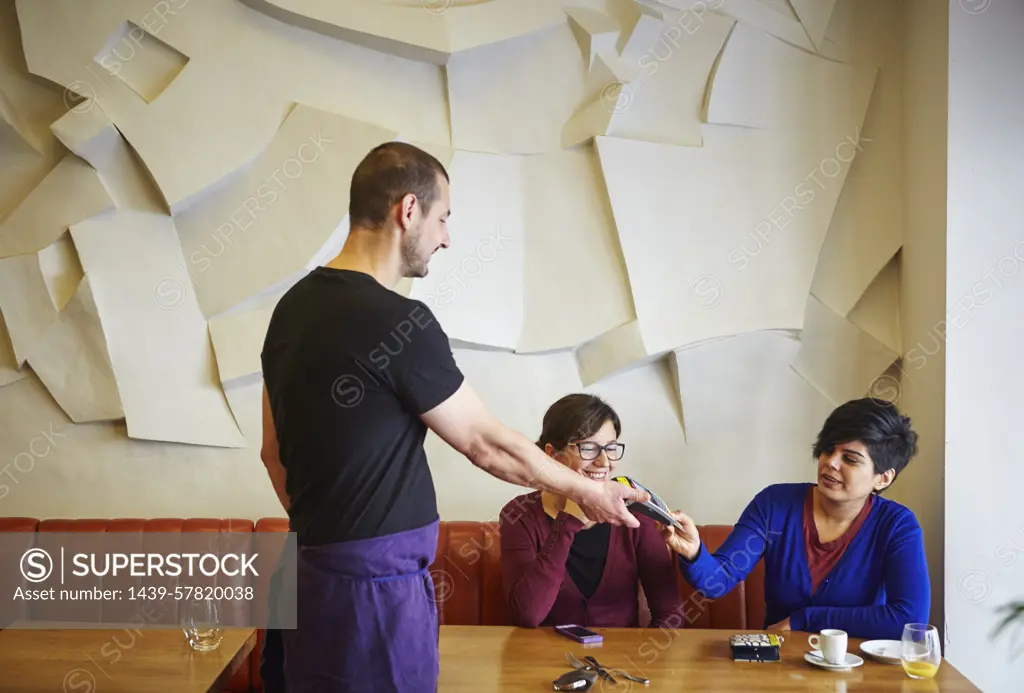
(729, 633, 784, 662)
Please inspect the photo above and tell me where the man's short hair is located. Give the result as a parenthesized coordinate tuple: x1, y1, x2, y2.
(348, 142, 449, 230)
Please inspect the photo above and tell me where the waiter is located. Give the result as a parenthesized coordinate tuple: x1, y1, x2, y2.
(258, 141, 648, 693)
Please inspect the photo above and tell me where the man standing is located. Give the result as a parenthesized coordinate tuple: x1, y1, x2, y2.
(259, 142, 647, 692)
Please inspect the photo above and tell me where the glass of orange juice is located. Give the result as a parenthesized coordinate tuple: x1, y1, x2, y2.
(901, 623, 941, 679)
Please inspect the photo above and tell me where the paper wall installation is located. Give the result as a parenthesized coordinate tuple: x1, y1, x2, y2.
(25, 274, 124, 423)
(791, 295, 901, 407)
(0, 0, 910, 521)
(446, 21, 587, 154)
(673, 330, 835, 518)
(0, 307, 24, 387)
(0, 249, 59, 366)
(70, 211, 245, 448)
(0, 155, 114, 257)
(239, 0, 566, 65)
(564, 7, 734, 148)
(17, 0, 449, 213)
(173, 103, 398, 319)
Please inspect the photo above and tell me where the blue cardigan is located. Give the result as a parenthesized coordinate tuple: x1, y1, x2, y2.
(677, 483, 930, 640)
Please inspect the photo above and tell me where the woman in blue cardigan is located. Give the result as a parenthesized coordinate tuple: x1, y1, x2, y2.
(661, 398, 930, 640)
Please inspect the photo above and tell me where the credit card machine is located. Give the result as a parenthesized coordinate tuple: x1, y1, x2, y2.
(612, 476, 685, 531)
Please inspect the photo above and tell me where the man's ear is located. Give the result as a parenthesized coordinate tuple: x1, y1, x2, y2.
(398, 193, 418, 231)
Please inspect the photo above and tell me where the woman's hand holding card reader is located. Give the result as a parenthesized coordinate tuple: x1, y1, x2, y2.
(554, 624, 603, 644)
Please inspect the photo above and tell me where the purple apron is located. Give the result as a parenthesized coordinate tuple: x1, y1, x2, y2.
(281, 519, 440, 693)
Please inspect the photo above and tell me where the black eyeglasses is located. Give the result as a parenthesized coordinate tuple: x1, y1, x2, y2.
(570, 442, 625, 461)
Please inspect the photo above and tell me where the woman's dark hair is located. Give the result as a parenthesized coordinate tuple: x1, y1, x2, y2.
(812, 398, 919, 493)
(536, 394, 621, 452)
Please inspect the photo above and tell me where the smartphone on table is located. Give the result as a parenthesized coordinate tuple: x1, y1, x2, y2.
(554, 624, 603, 644)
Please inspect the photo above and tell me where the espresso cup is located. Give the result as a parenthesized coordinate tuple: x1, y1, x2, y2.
(808, 629, 848, 665)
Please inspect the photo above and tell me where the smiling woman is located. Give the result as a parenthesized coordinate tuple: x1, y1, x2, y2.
(498, 394, 684, 629)
(661, 398, 930, 641)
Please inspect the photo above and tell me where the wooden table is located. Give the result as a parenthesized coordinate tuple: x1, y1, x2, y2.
(439, 626, 982, 692)
(0, 625, 255, 692)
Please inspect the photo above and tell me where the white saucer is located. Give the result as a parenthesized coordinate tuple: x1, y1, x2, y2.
(860, 639, 902, 664)
(804, 651, 864, 670)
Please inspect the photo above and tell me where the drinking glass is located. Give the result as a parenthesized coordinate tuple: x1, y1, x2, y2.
(182, 597, 225, 652)
(901, 623, 941, 679)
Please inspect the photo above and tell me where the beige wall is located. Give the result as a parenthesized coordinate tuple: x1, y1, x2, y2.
(894, 0, 948, 648)
(944, 1, 1024, 690)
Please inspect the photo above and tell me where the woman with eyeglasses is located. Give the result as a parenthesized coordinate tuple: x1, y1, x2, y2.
(498, 394, 684, 629)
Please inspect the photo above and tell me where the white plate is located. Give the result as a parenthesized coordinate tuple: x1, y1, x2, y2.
(860, 639, 903, 664)
(804, 651, 864, 670)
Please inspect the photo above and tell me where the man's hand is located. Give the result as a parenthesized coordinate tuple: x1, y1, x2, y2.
(575, 480, 649, 528)
(563, 498, 592, 527)
(659, 510, 701, 560)
(768, 617, 792, 632)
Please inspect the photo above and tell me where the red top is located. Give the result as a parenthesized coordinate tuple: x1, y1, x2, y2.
(803, 488, 874, 594)
(498, 491, 685, 628)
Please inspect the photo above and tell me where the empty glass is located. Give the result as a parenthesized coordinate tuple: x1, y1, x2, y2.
(901, 623, 941, 679)
(181, 598, 225, 652)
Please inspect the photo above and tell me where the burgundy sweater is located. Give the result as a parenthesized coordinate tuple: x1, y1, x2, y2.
(498, 491, 684, 629)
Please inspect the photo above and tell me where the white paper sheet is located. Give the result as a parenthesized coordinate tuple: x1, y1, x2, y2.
(847, 253, 901, 354)
(173, 103, 397, 319)
(705, 0, 814, 52)
(70, 210, 245, 447)
(605, 10, 733, 147)
(408, 144, 632, 352)
(0, 155, 115, 257)
(208, 292, 281, 385)
(564, 6, 733, 149)
(0, 308, 24, 387)
(808, 59, 902, 318)
(36, 231, 84, 313)
(25, 275, 124, 423)
(673, 330, 834, 520)
(446, 21, 587, 154)
(0, 0, 66, 158)
(594, 119, 870, 356)
(51, 104, 167, 214)
(618, 1, 675, 63)
(704, 20, 877, 134)
(240, 0, 566, 65)
(564, 5, 621, 66)
(818, 0, 854, 62)
(93, 19, 190, 104)
(409, 150, 524, 350)
(792, 295, 900, 407)
(0, 251, 58, 365)
(790, 0, 836, 52)
(18, 0, 449, 214)
(517, 143, 635, 353)
(0, 0, 67, 221)
(574, 320, 657, 387)
(0, 86, 39, 155)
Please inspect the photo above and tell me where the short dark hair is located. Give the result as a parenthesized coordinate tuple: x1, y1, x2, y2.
(812, 398, 919, 493)
(536, 394, 621, 452)
(348, 142, 449, 230)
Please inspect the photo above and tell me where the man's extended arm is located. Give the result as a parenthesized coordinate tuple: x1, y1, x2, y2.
(261, 384, 290, 513)
(420, 381, 648, 526)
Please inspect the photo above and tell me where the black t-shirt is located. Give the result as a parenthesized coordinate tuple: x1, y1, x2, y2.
(261, 267, 464, 546)
(547, 516, 611, 598)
